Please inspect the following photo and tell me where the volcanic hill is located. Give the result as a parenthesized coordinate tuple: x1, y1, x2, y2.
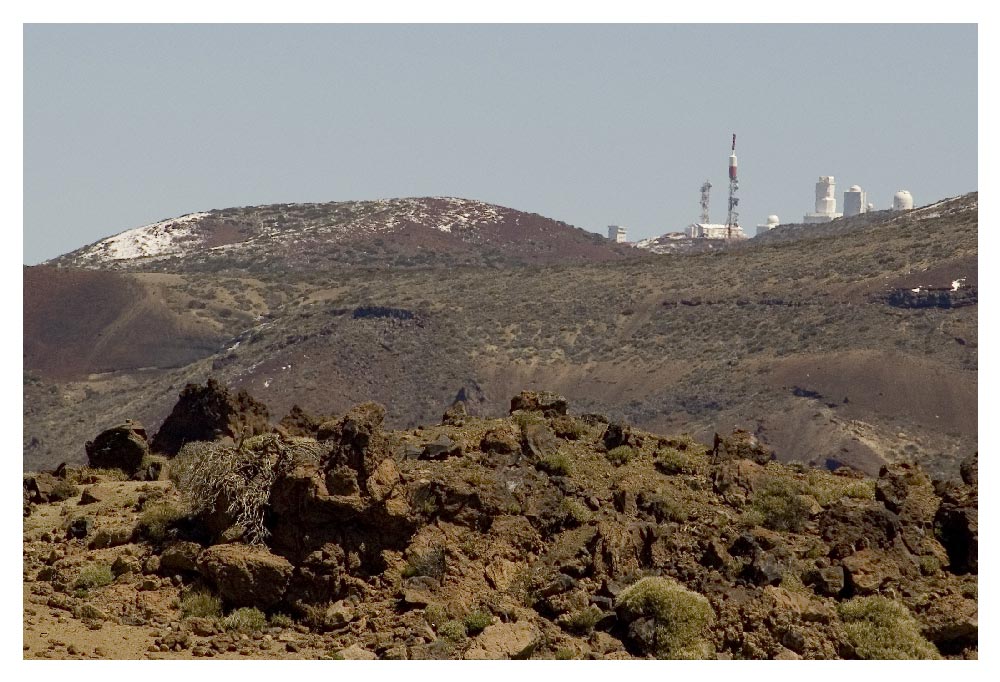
(25, 193, 977, 480)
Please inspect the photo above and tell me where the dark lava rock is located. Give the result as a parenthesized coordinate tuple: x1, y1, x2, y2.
(85, 420, 149, 476)
(509, 391, 568, 417)
(441, 401, 467, 427)
(150, 379, 270, 456)
(420, 435, 464, 460)
(66, 516, 94, 540)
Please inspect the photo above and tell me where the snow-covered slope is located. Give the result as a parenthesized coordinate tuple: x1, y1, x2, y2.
(49, 197, 632, 272)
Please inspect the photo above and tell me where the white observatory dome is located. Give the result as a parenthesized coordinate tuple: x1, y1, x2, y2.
(893, 190, 914, 211)
(849, 185, 862, 192)
(767, 215, 780, 225)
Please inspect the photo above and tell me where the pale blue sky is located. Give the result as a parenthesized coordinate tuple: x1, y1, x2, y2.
(24, 24, 977, 264)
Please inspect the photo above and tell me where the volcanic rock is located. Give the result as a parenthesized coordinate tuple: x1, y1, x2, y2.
(509, 391, 568, 417)
(196, 544, 293, 609)
(150, 380, 270, 456)
(84, 421, 149, 476)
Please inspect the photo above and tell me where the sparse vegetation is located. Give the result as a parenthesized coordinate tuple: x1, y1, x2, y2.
(402, 548, 446, 579)
(538, 451, 573, 476)
(560, 497, 593, 526)
(606, 445, 636, 466)
(138, 501, 188, 542)
(748, 475, 811, 532)
(74, 563, 113, 590)
(180, 589, 223, 619)
(223, 607, 268, 632)
(615, 576, 714, 659)
(463, 610, 492, 635)
(437, 620, 467, 643)
(838, 596, 941, 660)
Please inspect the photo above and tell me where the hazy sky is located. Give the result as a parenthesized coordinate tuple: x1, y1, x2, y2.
(24, 24, 977, 264)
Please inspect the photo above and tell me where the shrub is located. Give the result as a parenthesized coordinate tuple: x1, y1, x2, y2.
(269, 612, 294, 628)
(640, 492, 689, 523)
(171, 435, 322, 544)
(560, 606, 603, 634)
(655, 447, 700, 475)
(805, 470, 875, 506)
(606, 445, 636, 466)
(223, 607, 268, 632)
(615, 576, 713, 659)
(749, 477, 811, 532)
(50, 480, 79, 502)
(180, 589, 222, 619)
(537, 451, 573, 476)
(424, 604, 448, 629)
(561, 498, 593, 526)
(838, 596, 940, 659)
(75, 563, 113, 589)
(463, 610, 492, 635)
(437, 619, 467, 643)
(402, 547, 446, 579)
(554, 648, 575, 660)
(138, 501, 188, 542)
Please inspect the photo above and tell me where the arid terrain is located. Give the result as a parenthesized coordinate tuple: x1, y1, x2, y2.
(25, 193, 977, 478)
(22, 388, 978, 660)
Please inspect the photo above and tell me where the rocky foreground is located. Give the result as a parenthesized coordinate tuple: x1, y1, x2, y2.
(23, 382, 978, 660)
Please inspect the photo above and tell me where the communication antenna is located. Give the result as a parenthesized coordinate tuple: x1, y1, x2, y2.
(726, 133, 740, 239)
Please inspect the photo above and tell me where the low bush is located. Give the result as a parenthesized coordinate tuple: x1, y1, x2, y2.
(561, 498, 593, 526)
(223, 607, 268, 632)
(437, 620, 467, 643)
(838, 596, 940, 659)
(402, 547, 446, 579)
(537, 451, 573, 476)
(615, 576, 713, 659)
(606, 445, 636, 466)
(269, 612, 295, 628)
(180, 589, 222, 619)
(749, 476, 811, 532)
(74, 563, 113, 590)
(138, 501, 188, 542)
(463, 610, 492, 635)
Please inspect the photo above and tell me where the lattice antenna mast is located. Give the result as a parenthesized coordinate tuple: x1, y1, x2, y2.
(699, 181, 712, 224)
(726, 133, 740, 239)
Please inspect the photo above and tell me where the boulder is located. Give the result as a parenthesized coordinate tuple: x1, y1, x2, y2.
(319, 402, 391, 486)
(150, 379, 270, 456)
(602, 421, 639, 450)
(522, 423, 560, 459)
(480, 425, 521, 456)
(420, 435, 463, 460)
(159, 541, 204, 574)
(84, 421, 149, 476)
(509, 391, 568, 417)
(712, 430, 774, 465)
(339, 644, 377, 660)
(441, 401, 467, 427)
(278, 405, 334, 438)
(401, 576, 439, 607)
(464, 621, 541, 659)
(65, 516, 93, 540)
(79, 485, 109, 505)
(196, 544, 293, 608)
(452, 380, 488, 415)
(959, 453, 977, 486)
(920, 593, 978, 653)
(804, 565, 846, 597)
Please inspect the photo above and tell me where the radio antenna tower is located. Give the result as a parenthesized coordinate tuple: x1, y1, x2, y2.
(699, 180, 712, 224)
(726, 133, 739, 239)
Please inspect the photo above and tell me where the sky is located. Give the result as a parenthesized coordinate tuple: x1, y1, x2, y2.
(23, 23, 978, 264)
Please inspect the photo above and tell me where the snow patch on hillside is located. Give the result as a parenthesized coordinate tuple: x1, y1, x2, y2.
(77, 213, 211, 263)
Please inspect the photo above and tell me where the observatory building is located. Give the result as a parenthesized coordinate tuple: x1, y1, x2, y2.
(803, 176, 843, 223)
(607, 225, 628, 243)
(756, 215, 780, 236)
(892, 190, 914, 211)
(843, 185, 868, 217)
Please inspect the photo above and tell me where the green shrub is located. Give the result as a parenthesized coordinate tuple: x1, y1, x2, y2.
(560, 606, 602, 634)
(269, 612, 294, 628)
(424, 604, 448, 629)
(537, 451, 573, 476)
(615, 576, 713, 659)
(138, 501, 188, 542)
(561, 498, 593, 526)
(554, 648, 575, 660)
(640, 492, 690, 523)
(749, 477, 811, 532)
(655, 447, 700, 475)
(75, 563, 113, 589)
(606, 445, 636, 466)
(463, 610, 492, 635)
(838, 596, 940, 659)
(805, 470, 875, 506)
(437, 619, 467, 643)
(223, 607, 268, 632)
(180, 589, 222, 619)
